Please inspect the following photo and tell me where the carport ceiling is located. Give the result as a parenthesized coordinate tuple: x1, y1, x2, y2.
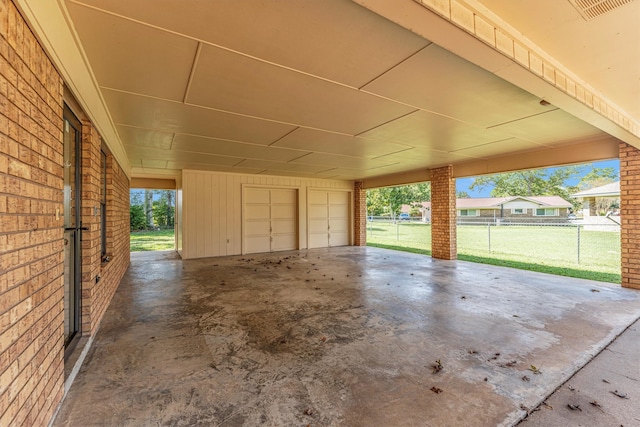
(65, 0, 619, 180)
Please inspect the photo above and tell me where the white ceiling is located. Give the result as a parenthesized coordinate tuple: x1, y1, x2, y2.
(63, 0, 630, 181)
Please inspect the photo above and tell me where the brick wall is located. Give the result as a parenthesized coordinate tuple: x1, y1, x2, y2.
(80, 122, 101, 335)
(620, 142, 640, 290)
(79, 124, 130, 336)
(353, 181, 366, 246)
(89, 153, 129, 336)
(0, 1, 131, 425)
(0, 1, 66, 426)
(430, 166, 457, 260)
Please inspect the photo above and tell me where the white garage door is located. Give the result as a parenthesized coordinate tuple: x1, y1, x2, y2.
(244, 188, 297, 254)
(309, 190, 349, 248)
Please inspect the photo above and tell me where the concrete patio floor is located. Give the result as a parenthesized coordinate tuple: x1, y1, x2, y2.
(53, 247, 640, 427)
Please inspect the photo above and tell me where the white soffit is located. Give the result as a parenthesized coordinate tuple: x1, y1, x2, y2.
(53, 0, 631, 181)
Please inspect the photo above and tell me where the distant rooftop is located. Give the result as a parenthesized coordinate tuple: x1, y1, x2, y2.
(402, 195, 572, 211)
(572, 181, 620, 198)
(456, 196, 571, 209)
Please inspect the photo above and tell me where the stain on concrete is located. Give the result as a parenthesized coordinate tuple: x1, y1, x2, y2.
(53, 248, 640, 426)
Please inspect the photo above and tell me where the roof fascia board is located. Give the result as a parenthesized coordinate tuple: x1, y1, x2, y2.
(353, 0, 640, 146)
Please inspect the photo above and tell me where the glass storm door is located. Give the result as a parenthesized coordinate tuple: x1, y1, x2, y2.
(63, 106, 82, 349)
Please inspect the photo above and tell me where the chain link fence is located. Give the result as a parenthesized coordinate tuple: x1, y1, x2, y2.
(366, 217, 620, 276)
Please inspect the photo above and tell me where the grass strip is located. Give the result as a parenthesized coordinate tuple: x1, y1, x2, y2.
(367, 242, 620, 284)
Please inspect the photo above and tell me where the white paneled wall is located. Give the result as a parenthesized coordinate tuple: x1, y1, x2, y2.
(182, 170, 353, 259)
(175, 177, 183, 256)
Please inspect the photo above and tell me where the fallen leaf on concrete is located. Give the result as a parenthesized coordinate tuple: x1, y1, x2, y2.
(567, 404, 582, 411)
(320, 336, 327, 343)
(468, 350, 478, 354)
(610, 390, 629, 399)
(590, 289, 600, 292)
(520, 404, 529, 412)
(500, 360, 517, 368)
(568, 385, 575, 391)
(430, 386, 443, 394)
(541, 402, 553, 410)
(528, 365, 542, 375)
(522, 375, 530, 382)
(431, 359, 443, 374)
(303, 408, 313, 416)
(590, 401, 605, 412)
(603, 379, 610, 384)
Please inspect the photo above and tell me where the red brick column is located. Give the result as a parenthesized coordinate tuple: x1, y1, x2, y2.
(620, 142, 640, 289)
(354, 181, 366, 246)
(430, 166, 457, 260)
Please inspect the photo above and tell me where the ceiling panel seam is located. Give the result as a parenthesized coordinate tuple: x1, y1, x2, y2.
(182, 42, 202, 104)
(354, 109, 420, 137)
(357, 43, 432, 90)
(485, 108, 560, 129)
(104, 87, 463, 143)
(411, 0, 639, 140)
(268, 127, 300, 147)
(69, 0, 508, 126)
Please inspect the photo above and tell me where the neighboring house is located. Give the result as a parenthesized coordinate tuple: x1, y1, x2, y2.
(402, 196, 572, 223)
(571, 181, 620, 217)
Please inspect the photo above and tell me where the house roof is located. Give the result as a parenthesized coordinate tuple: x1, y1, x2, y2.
(572, 181, 620, 198)
(457, 196, 572, 209)
(401, 196, 571, 212)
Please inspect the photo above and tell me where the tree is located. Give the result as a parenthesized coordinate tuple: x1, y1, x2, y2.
(152, 191, 175, 228)
(578, 167, 617, 190)
(457, 191, 470, 198)
(469, 166, 584, 209)
(144, 190, 154, 228)
(130, 205, 146, 230)
(366, 183, 431, 218)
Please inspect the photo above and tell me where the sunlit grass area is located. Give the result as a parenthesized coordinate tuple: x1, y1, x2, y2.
(367, 222, 620, 283)
(130, 229, 175, 252)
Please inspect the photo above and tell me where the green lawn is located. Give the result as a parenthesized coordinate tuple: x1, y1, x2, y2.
(367, 222, 621, 283)
(130, 229, 175, 252)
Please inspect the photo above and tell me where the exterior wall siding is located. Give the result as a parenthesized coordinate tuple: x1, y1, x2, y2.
(620, 142, 640, 289)
(0, 2, 131, 425)
(182, 170, 353, 259)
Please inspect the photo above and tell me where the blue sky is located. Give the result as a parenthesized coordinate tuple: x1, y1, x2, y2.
(456, 159, 620, 198)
